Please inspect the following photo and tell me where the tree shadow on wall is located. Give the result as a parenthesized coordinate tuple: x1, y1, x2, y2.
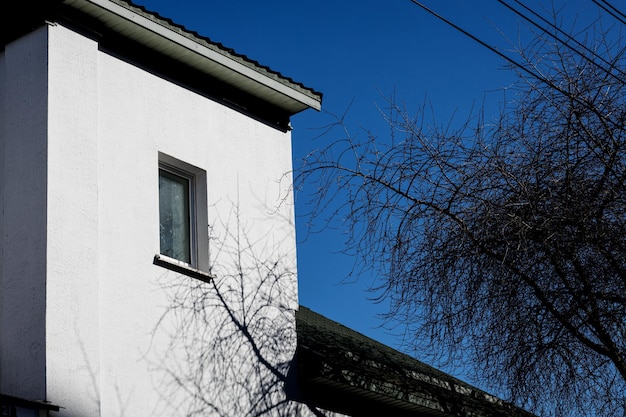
(150, 203, 327, 417)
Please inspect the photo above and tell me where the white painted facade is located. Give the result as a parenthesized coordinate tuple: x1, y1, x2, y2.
(0, 6, 322, 416)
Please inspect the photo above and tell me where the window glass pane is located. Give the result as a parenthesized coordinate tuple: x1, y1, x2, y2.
(159, 169, 191, 263)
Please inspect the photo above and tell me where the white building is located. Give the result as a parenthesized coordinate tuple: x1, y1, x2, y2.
(1, 2, 536, 417)
(1, 1, 322, 416)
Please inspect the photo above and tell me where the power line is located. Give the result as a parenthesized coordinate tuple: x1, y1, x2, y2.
(506, 0, 626, 81)
(407, 1, 567, 91)
(593, 0, 626, 25)
(408, 0, 624, 130)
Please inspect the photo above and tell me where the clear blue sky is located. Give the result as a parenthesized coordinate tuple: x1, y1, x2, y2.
(132, 0, 605, 377)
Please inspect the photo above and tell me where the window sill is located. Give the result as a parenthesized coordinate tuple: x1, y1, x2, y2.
(153, 254, 215, 283)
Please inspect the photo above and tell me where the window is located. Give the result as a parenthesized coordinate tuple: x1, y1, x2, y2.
(159, 167, 192, 263)
(157, 153, 208, 271)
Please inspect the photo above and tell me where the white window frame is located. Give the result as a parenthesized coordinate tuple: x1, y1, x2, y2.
(157, 152, 209, 273)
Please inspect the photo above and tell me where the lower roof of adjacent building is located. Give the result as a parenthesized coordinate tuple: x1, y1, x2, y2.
(294, 306, 536, 417)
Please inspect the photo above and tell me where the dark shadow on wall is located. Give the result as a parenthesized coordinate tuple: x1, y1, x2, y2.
(150, 202, 327, 417)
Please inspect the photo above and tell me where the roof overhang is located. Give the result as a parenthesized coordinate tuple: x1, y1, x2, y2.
(3, 0, 322, 121)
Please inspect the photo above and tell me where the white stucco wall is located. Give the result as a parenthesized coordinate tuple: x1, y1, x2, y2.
(1, 22, 309, 417)
(46, 23, 101, 417)
(93, 29, 301, 416)
(0, 27, 49, 400)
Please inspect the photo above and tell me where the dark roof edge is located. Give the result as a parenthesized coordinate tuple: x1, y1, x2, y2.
(110, 0, 322, 102)
(297, 305, 478, 388)
(296, 306, 537, 417)
(0, 394, 60, 412)
(2, 0, 322, 115)
(74, 0, 322, 113)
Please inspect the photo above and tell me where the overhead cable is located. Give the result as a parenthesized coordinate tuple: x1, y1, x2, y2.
(593, 0, 626, 26)
(408, 0, 624, 131)
(507, 0, 626, 82)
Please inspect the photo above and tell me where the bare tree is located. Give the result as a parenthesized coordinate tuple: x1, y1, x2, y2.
(296, 3, 626, 416)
